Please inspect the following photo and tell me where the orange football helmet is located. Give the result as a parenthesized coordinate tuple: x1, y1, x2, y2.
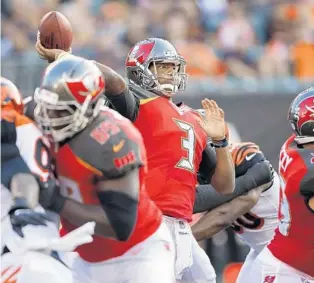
(1, 77, 23, 114)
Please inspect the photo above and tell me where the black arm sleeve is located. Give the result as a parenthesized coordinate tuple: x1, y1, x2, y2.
(198, 143, 217, 185)
(106, 88, 140, 122)
(97, 190, 138, 241)
(193, 160, 273, 213)
(300, 170, 314, 198)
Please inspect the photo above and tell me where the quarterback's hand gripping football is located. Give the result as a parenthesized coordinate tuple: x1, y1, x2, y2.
(197, 99, 226, 141)
(35, 32, 72, 63)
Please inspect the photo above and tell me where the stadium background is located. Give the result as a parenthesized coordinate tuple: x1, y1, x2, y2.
(1, 0, 314, 282)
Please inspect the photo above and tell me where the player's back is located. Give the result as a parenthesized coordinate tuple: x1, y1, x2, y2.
(268, 135, 314, 276)
(57, 107, 162, 262)
(232, 172, 280, 252)
(131, 85, 207, 221)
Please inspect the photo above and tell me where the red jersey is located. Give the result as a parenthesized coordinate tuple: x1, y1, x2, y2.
(268, 135, 314, 276)
(58, 108, 162, 262)
(133, 92, 207, 222)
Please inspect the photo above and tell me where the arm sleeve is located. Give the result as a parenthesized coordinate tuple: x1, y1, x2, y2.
(106, 88, 140, 122)
(193, 160, 273, 213)
(300, 170, 314, 198)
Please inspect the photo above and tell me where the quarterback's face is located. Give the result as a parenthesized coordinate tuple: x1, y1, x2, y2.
(149, 63, 179, 86)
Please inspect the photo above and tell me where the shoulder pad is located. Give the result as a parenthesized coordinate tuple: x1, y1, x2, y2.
(69, 109, 145, 179)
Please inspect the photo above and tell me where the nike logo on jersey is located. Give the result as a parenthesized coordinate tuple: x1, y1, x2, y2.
(246, 153, 256, 161)
(113, 140, 125, 152)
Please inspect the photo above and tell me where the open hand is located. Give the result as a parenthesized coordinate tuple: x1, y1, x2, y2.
(197, 99, 226, 141)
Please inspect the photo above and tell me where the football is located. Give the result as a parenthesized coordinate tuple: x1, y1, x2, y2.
(38, 11, 72, 50)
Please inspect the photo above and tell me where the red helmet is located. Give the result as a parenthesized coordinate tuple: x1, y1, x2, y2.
(288, 87, 314, 144)
(125, 38, 187, 96)
(1, 77, 23, 114)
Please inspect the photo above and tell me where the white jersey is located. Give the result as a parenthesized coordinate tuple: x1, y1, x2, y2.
(1, 113, 51, 250)
(232, 172, 280, 252)
(15, 115, 51, 182)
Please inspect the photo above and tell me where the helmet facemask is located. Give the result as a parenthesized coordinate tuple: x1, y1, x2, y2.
(34, 88, 104, 143)
(148, 59, 187, 96)
(289, 91, 314, 145)
(130, 56, 187, 97)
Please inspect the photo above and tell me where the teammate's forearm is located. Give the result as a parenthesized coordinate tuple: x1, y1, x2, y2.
(60, 198, 117, 239)
(211, 147, 235, 194)
(93, 61, 126, 95)
(192, 187, 262, 241)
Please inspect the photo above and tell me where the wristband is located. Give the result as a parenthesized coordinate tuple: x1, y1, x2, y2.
(211, 138, 228, 148)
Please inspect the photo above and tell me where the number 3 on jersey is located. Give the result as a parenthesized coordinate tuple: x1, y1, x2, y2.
(174, 119, 196, 172)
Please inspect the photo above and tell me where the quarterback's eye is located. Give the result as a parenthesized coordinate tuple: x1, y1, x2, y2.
(158, 65, 168, 69)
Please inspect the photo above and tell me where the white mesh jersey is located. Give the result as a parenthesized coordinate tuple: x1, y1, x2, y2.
(232, 172, 280, 252)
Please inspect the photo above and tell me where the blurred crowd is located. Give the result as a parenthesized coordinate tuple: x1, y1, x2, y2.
(2, 0, 314, 80)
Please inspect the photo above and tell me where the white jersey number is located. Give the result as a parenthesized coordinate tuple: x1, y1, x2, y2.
(174, 119, 196, 172)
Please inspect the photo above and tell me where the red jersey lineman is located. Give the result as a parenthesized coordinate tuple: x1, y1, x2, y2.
(250, 88, 314, 282)
(34, 56, 175, 283)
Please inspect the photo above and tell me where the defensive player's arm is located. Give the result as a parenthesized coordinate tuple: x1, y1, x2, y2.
(194, 142, 274, 213)
(194, 160, 273, 213)
(192, 186, 264, 241)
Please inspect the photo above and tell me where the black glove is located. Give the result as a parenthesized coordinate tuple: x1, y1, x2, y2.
(9, 208, 53, 237)
(37, 178, 66, 213)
